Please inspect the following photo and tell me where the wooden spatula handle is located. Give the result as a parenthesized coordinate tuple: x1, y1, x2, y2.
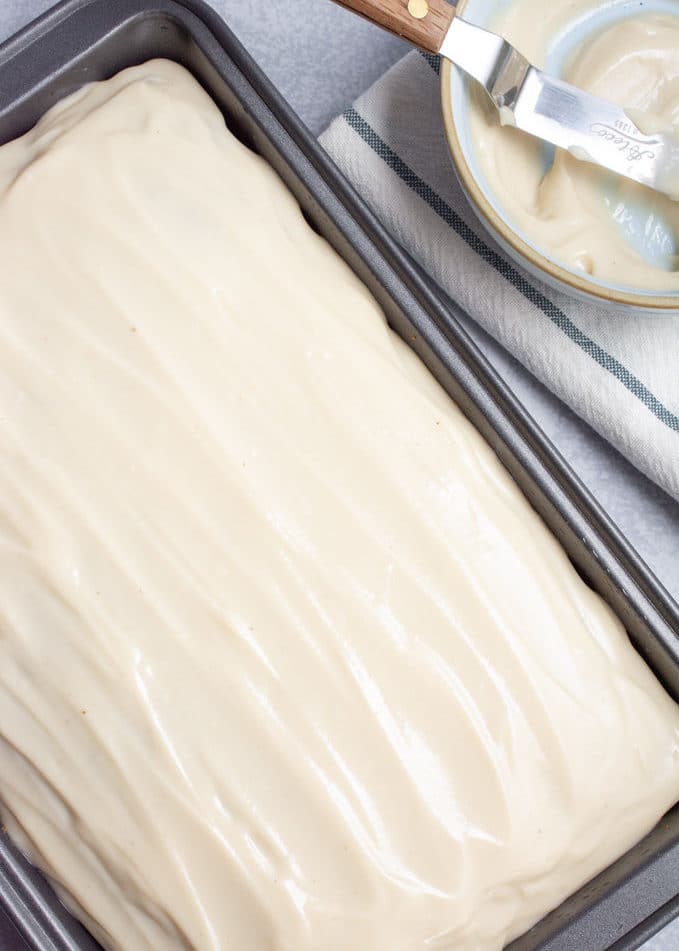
(332, 0, 456, 53)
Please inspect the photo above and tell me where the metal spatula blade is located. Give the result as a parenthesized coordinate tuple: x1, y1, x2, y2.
(441, 17, 679, 200)
(332, 0, 679, 200)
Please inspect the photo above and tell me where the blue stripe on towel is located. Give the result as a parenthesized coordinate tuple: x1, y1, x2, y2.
(341, 106, 679, 434)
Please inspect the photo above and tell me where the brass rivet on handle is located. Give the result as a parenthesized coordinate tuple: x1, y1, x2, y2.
(407, 0, 429, 19)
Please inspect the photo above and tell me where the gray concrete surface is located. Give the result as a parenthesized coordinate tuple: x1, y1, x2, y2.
(0, 1, 677, 949)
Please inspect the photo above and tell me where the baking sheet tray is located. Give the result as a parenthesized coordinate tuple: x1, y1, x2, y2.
(0, 1, 677, 948)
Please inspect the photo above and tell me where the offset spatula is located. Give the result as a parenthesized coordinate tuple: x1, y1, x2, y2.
(332, 0, 679, 199)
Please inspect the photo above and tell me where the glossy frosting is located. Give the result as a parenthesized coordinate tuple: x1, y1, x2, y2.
(0, 60, 678, 951)
(469, 7, 679, 289)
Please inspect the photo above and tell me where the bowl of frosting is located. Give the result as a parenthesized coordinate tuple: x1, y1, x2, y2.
(441, 0, 679, 312)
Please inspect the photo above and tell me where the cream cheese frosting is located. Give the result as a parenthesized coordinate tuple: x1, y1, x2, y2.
(0, 59, 678, 951)
(468, 6, 679, 289)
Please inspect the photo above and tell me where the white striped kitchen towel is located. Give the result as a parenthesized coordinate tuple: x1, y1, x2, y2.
(319, 52, 679, 502)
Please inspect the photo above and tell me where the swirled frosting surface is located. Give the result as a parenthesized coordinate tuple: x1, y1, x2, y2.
(469, 6, 679, 289)
(0, 60, 678, 951)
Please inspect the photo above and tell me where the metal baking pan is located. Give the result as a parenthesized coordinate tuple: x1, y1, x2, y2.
(0, 1, 677, 948)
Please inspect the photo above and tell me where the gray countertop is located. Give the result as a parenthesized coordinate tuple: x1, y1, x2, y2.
(0, 1, 677, 949)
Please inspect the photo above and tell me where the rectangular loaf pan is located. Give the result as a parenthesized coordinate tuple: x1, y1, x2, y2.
(0, 2, 677, 949)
